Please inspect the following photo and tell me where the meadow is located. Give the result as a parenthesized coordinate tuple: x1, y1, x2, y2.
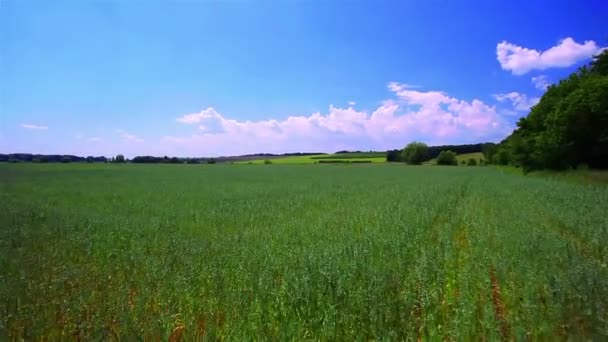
(1, 163, 607, 340)
(236, 152, 386, 164)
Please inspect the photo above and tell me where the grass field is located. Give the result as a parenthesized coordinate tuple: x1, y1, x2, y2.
(1, 163, 607, 339)
(237, 152, 386, 164)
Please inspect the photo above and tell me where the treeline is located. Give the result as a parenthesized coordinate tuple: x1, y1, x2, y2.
(487, 50, 608, 171)
(386, 143, 494, 162)
(131, 156, 216, 164)
(0, 154, 107, 163)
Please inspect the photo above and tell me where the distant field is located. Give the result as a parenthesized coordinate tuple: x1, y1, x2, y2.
(426, 152, 485, 165)
(1, 163, 607, 339)
(237, 152, 386, 164)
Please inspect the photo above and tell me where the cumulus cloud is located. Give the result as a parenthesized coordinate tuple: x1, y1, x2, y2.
(168, 82, 511, 155)
(21, 123, 48, 130)
(493, 92, 539, 112)
(116, 129, 144, 143)
(531, 75, 550, 90)
(497, 37, 604, 75)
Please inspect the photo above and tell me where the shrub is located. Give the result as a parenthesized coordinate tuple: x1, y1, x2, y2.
(401, 142, 429, 165)
(264, 159, 272, 165)
(467, 158, 478, 166)
(436, 150, 457, 165)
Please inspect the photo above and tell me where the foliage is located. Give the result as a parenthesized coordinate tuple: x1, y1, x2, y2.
(493, 50, 608, 171)
(467, 158, 478, 166)
(114, 154, 126, 163)
(388, 143, 492, 162)
(436, 150, 458, 165)
(263, 159, 272, 164)
(401, 141, 429, 165)
(0, 154, 106, 163)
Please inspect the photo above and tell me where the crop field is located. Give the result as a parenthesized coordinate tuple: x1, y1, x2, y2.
(236, 152, 386, 164)
(1, 163, 607, 339)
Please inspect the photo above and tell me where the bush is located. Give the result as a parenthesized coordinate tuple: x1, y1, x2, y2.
(401, 142, 429, 165)
(467, 158, 478, 166)
(264, 159, 272, 165)
(436, 150, 457, 165)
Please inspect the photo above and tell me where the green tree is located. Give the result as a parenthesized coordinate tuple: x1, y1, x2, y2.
(497, 49, 608, 170)
(401, 142, 429, 165)
(467, 158, 478, 166)
(114, 154, 126, 163)
(436, 150, 457, 165)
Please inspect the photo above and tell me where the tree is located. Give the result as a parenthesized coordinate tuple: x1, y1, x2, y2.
(467, 158, 478, 166)
(114, 154, 125, 163)
(495, 49, 608, 170)
(436, 150, 457, 165)
(264, 159, 273, 165)
(401, 142, 429, 165)
(207, 158, 216, 164)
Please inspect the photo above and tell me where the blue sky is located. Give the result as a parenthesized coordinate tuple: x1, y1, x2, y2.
(1, 1, 607, 157)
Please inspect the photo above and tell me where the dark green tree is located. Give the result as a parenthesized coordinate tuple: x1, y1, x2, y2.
(496, 49, 608, 170)
(401, 142, 429, 165)
(436, 150, 458, 165)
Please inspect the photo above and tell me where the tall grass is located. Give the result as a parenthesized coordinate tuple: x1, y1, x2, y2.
(1, 163, 606, 339)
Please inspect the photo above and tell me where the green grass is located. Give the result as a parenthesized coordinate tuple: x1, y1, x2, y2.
(1, 163, 607, 339)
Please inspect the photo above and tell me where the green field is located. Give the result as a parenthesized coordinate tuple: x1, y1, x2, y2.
(237, 153, 386, 164)
(1, 163, 607, 339)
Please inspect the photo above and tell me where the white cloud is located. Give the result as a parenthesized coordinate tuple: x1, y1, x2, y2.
(168, 82, 511, 155)
(175, 107, 222, 124)
(531, 75, 550, 90)
(493, 92, 539, 112)
(21, 123, 48, 130)
(116, 129, 144, 143)
(87, 137, 102, 142)
(497, 37, 604, 75)
(348, 101, 356, 106)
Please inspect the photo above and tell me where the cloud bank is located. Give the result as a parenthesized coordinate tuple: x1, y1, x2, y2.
(497, 37, 604, 75)
(165, 83, 512, 156)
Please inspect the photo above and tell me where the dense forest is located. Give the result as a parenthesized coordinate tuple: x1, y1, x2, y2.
(485, 50, 608, 171)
